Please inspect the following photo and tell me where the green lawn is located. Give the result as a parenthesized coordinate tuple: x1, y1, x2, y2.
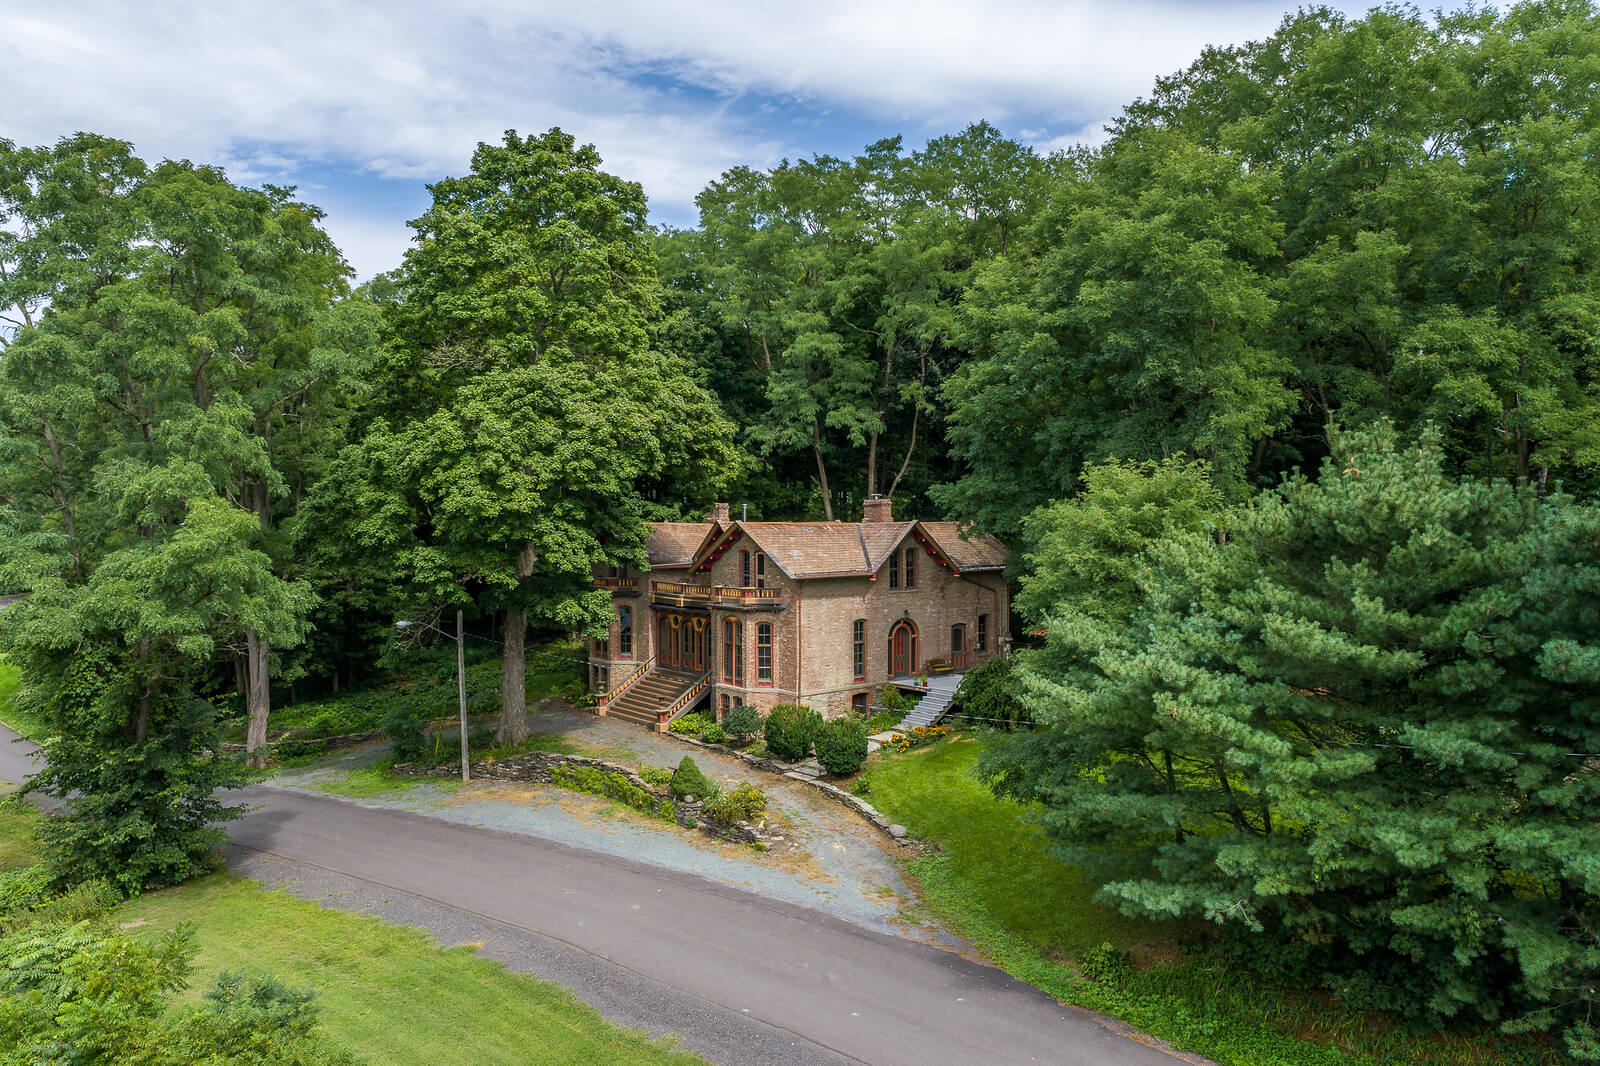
(0, 656, 47, 739)
(860, 733, 1558, 1066)
(0, 796, 704, 1066)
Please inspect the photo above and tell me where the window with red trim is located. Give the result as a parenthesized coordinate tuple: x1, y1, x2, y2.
(756, 623, 772, 683)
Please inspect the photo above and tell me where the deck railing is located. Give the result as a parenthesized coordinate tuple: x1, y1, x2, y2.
(657, 672, 711, 731)
(597, 655, 654, 711)
(595, 576, 638, 591)
(651, 581, 783, 608)
(711, 585, 783, 604)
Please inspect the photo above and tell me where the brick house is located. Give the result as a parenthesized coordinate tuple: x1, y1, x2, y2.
(588, 497, 1009, 730)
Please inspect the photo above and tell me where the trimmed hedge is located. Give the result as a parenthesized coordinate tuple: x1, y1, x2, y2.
(763, 704, 821, 762)
(669, 756, 717, 802)
(816, 716, 869, 775)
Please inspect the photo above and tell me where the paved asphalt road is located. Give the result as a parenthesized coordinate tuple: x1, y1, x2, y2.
(0, 725, 1196, 1066)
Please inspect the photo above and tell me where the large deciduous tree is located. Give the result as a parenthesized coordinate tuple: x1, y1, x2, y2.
(328, 129, 735, 744)
(0, 133, 369, 878)
(941, 1, 1600, 537)
(984, 423, 1600, 1045)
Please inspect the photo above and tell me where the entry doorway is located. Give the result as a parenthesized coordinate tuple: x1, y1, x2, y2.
(951, 624, 967, 669)
(888, 618, 919, 677)
(657, 613, 709, 673)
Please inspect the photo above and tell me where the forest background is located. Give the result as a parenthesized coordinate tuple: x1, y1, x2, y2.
(1, 0, 1598, 1059)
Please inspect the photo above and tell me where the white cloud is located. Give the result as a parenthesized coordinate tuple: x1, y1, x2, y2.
(5, 1, 1368, 277)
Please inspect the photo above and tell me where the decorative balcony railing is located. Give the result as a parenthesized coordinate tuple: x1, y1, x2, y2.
(594, 576, 638, 591)
(650, 581, 783, 609)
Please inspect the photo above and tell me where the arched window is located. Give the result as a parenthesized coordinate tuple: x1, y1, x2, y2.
(904, 547, 917, 589)
(852, 618, 866, 681)
(755, 552, 767, 589)
(976, 614, 988, 652)
(740, 550, 751, 587)
(618, 606, 632, 658)
(722, 618, 744, 684)
(756, 622, 773, 683)
(851, 692, 868, 714)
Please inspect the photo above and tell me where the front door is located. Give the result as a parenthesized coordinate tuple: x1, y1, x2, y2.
(951, 623, 967, 669)
(888, 619, 918, 677)
(656, 613, 708, 673)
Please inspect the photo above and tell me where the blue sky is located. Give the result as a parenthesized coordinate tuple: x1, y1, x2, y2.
(8, 1, 1371, 280)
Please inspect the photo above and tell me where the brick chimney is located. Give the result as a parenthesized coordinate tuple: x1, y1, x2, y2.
(708, 502, 731, 524)
(862, 495, 893, 523)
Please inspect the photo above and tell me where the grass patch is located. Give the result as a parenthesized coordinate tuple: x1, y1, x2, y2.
(0, 657, 48, 739)
(861, 734, 1557, 1066)
(0, 789, 40, 872)
(113, 875, 706, 1066)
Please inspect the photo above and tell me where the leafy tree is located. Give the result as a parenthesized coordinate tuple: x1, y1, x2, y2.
(939, 133, 1290, 538)
(941, 1, 1600, 534)
(948, 656, 1029, 729)
(320, 129, 736, 744)
(0, 134, 375, 762)
(0, 135, 365, 877)
(1017, 456, 1225, 624)
(983, 423, 1600, 1042)
(672, 123, 1052, 519)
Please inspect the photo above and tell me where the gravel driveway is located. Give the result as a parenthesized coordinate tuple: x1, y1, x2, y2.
(266, 704, 927, 939)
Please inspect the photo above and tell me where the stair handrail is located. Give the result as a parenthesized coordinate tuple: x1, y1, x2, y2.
(599, 655, 655, 708)
(657, 671, 711, 727)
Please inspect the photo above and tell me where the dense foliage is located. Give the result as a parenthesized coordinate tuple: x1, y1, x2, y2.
(668, 756, 716, 802)
(985, 425, 1600, 1046)
(948, 657, 1029, 730)
(721, 704, 761, 739)
(815, 716, 869, 775)
(0, 870, 354, 1065)
(762, 704, 822, 763)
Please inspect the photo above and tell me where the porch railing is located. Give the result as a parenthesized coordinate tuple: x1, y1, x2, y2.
(651, 581, 783, 608)
(597, 655, 654, 712)
(595, 576, 637, 591)
(657, 671, 711, 731)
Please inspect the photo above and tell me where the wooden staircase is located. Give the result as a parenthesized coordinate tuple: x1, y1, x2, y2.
(603, 670, 707, 730)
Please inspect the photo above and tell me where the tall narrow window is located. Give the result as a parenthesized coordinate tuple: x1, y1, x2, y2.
(734, 621, 744, 683)
(756, 553, 767, 589)
(976, 614, 988, 652)
(722, 618, 744, 684)
(852, 619, 866, 681)
(904, 548, 917, 588)
(596, 636, 609, 659)
(740, 550, 751, 587)
(618, 606, 632, 658)
(888, 552, 899, 588)
(756, 623, 773, 683)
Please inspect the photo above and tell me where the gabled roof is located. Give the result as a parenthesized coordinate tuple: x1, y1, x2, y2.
(916, 522, 1009, 573)
(673, 517, 1008, 581)
(646, 523, 721, 568)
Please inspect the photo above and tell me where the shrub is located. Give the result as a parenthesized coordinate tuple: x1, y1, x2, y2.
(638, 765, 674, 788)
(722, 704, 761, 738)
(703, 782, 768, 826)
(381, 704, 427, 762)
(668, 711, 712, 736)
(950, 657, 1030, 729)
(1080, 942, 1133, 987)
(700, 723, 728, 745)
(551, 763, 668, 819)
(865, 708, 903, 732)
(815, 716, 870, 775)
(878, 685, 908, 712)
(669, 756, 717, 802)
(763, 704, 821, 762)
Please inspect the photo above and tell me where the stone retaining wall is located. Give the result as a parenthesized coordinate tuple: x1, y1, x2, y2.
(662, 734, 910, 844)
(392, 750, 766, 847)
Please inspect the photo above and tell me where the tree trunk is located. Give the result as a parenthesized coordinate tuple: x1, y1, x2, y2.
(499, 610, 531, 744)
(811, 423, 835, 521)
(245, 629, 271, 768)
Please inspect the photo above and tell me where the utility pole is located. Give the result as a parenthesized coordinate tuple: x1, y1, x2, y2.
(456, 607, 469, 783)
